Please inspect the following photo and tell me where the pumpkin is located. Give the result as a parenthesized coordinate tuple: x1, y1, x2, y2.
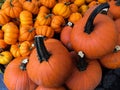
(23, 0, 39, 15)
(70, 3, 118, 59)
(10, 41, 34, 57)
(35, 86, 66, 90)
(60, 22, 73, 51)
(19, 0, 26, 5)
(34, 12, 52, 27)
(100, 45, 120, 69)
(38, 6, 50, 14)
(40, 0, 56, 8)
(27, 35, 73, 87)
(79, 4, 89, 16)
(68, 12, 82, 24)
(115, 18, 120, 45)
(51, 15, 65, 33)
(4, 57, 37, 90)
(0, 39, 8, 50)
(69, 3, 78, 13)
(20, 10, 33, 26)
(66, 51, 102, 90)
(74, 0, 85, 7)
(108, 0, 120, 19)
(36, 25, 54, 38)
(88, 1, 100, 8)
(0, 10, 10, 25)
(19, 25, 36, 42)
(2, 22, 19, 45)
(52, 2, 71, 18)
(98, 0, 108, 3)
(0, 51, 12, 65)
(58, 0, 70, 3)
(0, 30, 4, 39)
(1, 0, 23, 18)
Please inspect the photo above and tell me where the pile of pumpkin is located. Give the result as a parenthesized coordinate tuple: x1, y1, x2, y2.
(0, 0, 120, 90)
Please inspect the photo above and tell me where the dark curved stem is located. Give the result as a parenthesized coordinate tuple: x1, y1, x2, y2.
(84, 3, 109, 34)
(34, 35, 51, 63)
(26, 0, 32, 2)
(116, 0, 120, 6)
(10, 0, 13, 7)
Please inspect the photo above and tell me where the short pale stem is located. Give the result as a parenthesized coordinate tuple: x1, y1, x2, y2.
(65, 2, 71, 5)
(34, 35, 51, 63)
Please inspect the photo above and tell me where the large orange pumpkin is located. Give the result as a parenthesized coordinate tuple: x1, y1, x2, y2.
(4, 57, 37, 90)
(27, 35, 73, 87)
(70, 3, 118, 59)
(35, 86, 66, 90)
(100, 45, 120, 69)
(66, 51, 102, 90)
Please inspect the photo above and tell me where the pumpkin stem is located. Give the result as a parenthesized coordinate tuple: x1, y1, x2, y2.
(35, 35, 51, 62)
(64, 2, 71, 5)
(0, 53, 4, 56)
(45, 14, 53, 19)
(10, 0, 14, 7)
(26, 0, 32, 2)
(84, 3, 109, 34)
(76, 51, 88, 71)
(20, 58, 29, 71)
(116, 0, 120, 6)
(114, 45, 120, 52)
(28, 27, 35, 32)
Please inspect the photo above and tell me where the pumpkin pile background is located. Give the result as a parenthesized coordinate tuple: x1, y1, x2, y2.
(0, 0, 120, 90)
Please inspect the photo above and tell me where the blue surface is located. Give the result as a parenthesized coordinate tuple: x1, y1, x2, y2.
(0, 73, 8, 90)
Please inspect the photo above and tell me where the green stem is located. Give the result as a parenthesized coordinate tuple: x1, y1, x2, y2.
(28, 27, 35, 32)
(34, 35, 51, 62)
(45, 14, 52, 19)
(64, 2, 71, 6)
(84, 3, 109, 34)
(116, 0, 120, 6)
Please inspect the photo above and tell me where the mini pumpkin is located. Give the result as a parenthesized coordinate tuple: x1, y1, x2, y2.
(36, 25, 54, 38)
(78, 4, 89, 16)
(27, 35, 74, 87)
(70, 3, 118, 59)
(0, 10, 10, 25)
(2, 22, 19, 45)
(1, 0, 23, 18)
(52, 2, 71, 18)
(20, 10, 33, 26)
(88, 1, 100, 8)
(51, 15, 65, 33)
(23, 0, 39, 15)
(19, 25, 36, 42)
(0, 39, 8, 50)
(69, 3, 78, 13)
(38, 6, 50, 14)
(4, 57, 37, 90)
(74, 0, 85, 6)
(40, 0, 56, 8)
(0, 51, 12, 65)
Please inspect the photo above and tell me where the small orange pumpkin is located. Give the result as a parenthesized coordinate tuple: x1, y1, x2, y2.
(19, 25, 36, 42)
(78, 4, 89, 16)
(20, 10, 33, 26)
(52, 2, 71, 18)
(23, 0, 39, 14)
(27, 35, 73, 87)
(4, 57, 37, 90)
(74, 0, 85, 7)
(2, 22, 19, 45)
(36, 25, 54, 38)
(88, 1, 100, 8)
(1, 0, 23, 18)
(0, 39, 8, 50)
(40, 0, 56, 8)
(51, 15, 65, 33)
(69, 3, 78, 13)
(38, 6, 50, 14)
